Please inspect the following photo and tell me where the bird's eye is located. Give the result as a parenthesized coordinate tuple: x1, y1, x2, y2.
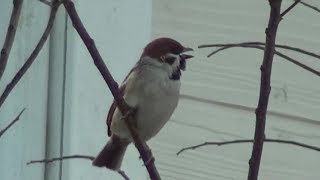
(164, 56, 176, 65)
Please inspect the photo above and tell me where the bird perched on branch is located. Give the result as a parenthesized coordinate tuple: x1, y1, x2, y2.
(92, 37, 193, 170)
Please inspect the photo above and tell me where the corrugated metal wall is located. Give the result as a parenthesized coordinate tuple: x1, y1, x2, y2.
(149, 0, 320, 179)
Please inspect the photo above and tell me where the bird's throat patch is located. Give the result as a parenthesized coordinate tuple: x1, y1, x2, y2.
(170, 68, 181, 80)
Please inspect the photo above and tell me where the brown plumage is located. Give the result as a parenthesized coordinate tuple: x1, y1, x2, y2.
(92, 37, 193, 170)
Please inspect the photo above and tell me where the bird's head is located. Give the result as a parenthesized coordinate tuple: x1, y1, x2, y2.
(140, 37, 193, 80)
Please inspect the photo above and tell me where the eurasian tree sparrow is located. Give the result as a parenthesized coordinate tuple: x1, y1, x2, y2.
(92, 37, 193, 170)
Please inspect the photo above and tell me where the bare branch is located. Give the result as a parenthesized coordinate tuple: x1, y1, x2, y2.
(199, 42, 320, 60)
(0, 108, 25, 138)
(296, 0, 320, 14)
(200, 43, 320, 77)
(0, 0, 24, 81)
(177, 139, 320, 155)
(62, 1, 161, 179)
(0, 0, 61, 109)
(280, 0, 300, 19)
(273, 49, 320, 76)
(26, 155, 94, 165)
(118, 170, 130, 180)
(27, 155, 130, 180)
(248, 1, 282, 179)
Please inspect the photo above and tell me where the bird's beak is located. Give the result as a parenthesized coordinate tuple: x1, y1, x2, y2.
(179, 47, 193, 71)
(180, 54, 193, 60)
(180, 47, 194, 60)
(182, 47, 193, 53)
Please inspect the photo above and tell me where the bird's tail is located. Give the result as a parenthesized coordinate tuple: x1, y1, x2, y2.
(92, 135, 130, 170)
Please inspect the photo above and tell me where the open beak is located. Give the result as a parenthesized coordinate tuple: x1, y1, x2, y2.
(182, 47, 193, 53)
(180, 54, 193, 60)
(180, 47, 194, 60)
(179, 47, 193, 71)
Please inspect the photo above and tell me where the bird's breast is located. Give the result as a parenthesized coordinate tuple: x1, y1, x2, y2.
(111, 67, 181, 141)
(135, 78, 180, 140)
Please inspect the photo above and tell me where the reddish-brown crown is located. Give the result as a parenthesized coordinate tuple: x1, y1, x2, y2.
(141, 37, 185, 59)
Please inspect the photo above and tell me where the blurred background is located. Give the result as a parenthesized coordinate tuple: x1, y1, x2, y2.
(0, 0, 319, 179)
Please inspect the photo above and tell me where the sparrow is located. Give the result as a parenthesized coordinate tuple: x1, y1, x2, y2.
(92, 37, 193, 170)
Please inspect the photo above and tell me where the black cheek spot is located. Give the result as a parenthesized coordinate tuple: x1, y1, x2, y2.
(180, 59, 186, 71)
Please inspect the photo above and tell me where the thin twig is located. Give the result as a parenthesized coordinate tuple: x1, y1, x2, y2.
(27, 155, 130, 180)
(201, 43, 320, 77)
(273, 49, 320, 76)
(248, 1, 282, 180)
(280, 0, 300, 19)
(62, 1, 161, 179)
(199, 42, 320, 60)
(0, 0, 61, 109)
(0, 0, 24, 80)
(118, 170, 130, 180)
(297, 0, 320, 14)
(26, 155, 95, 165)
(0, 108, 25, 138)
(176, 139, 320, 155)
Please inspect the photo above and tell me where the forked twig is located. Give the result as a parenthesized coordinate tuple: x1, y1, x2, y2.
(199, 42, 320, 60)
(0, 0, 61, 109)
(200, 43, 320, 77)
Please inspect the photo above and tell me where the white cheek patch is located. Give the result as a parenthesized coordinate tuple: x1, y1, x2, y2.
(138, 55, 181, 80)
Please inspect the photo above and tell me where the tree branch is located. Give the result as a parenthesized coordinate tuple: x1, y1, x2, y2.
(280, 0, 300, 19)
(176, 139, 320, 155)
(199, 43, 320, 77)
(0, 0, 61, 109)
(118, 170, 130, 180)
(62, 1, 161, 179)
(26, 155, 94, 165)
(248, 1, 282, 180)
(0, 0, 24, 81)
(199, 42, 320, 60)
(0, 108, 25, 138)
(27, 155, 130, 180)
(296, 0, 320, 14)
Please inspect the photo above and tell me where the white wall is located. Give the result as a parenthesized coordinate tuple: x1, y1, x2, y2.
(0, 1, 50, 180)
(59, 0, 152, 180)
(1, 0, 152, 180)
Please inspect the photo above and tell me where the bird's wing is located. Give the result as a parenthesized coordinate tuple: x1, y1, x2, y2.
(106, 64, 140, 137)
(106, 85, 126, 136)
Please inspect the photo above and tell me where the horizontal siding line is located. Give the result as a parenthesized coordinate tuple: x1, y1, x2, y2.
(170, 119, 245, 139)
(159, 161, 234, 180)
(180, 94, 320, 125)
(153, 140, 315, 179)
